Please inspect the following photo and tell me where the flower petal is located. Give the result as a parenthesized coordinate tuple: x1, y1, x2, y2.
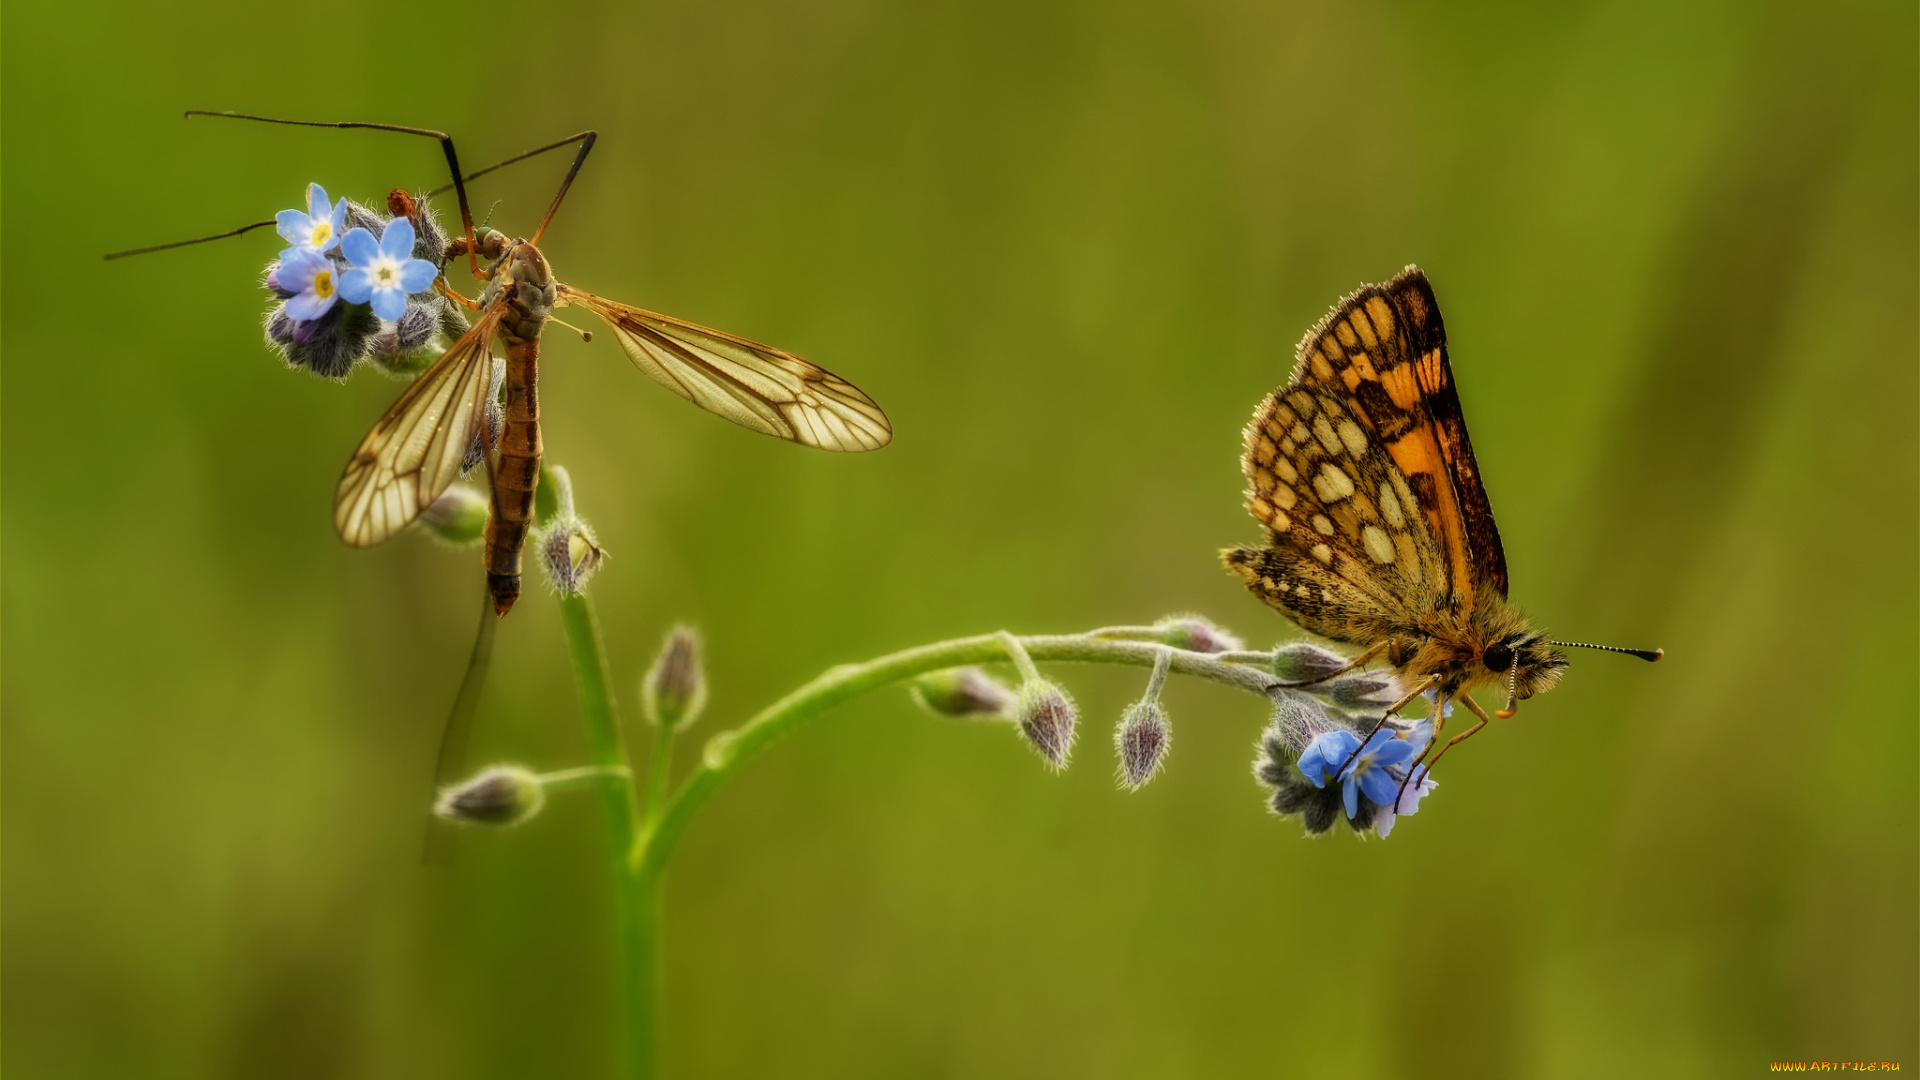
(286, 289, 339, 322)
(1342, 776, 1359, 819)
(1372, 740, 1416, 769)
(397, 258, 437, 294)
(1374, 807, 1397, 838)
(340, 227, 381, 268)
(1357, 765, 1398, 807)
(370, 286, 407, 321)
(338, 267, 374, 304)
(1405, 720, 1434, 756)
(381, 217, 416, 260)
(276, 209, 312, 245)
(1296, 742, 1329, 788)
(307, 183, 331, 221)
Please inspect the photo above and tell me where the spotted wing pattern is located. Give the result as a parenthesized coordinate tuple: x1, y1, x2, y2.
(557, 284, 891, 453)
(1223, 267, 1505, 643)
(333, 305, 506, 547)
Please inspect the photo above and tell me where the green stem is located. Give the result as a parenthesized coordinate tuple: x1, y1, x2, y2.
(642, 710, 675, 825)
(632, 632, 1281, 884)
(555, 593, 649, 1080)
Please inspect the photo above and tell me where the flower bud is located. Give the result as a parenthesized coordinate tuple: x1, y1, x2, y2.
(263, 292, 378, 380)
(368, 296, 455, 376)
(1152, 615, 1243, 654)
(1253, 695, 1375, 836)
(419, 484, 489, 546)
(1322, 671, 1403, 710)
(1014, 679, 1077, 769)
(1114, 700, 1170, 791)
(434, 765, 545, 826)
(910, 667, 1017, 718)
(1270, 642, 1351, 683)
(538, 517, 606, 596)
(643, 626, 708, 731)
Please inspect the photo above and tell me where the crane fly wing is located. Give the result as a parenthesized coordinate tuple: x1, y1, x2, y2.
(557, 284, 892, 452)
(333, 306, 506, 547)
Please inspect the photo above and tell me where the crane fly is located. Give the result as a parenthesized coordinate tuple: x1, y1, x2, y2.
(109, 112, 893, 616)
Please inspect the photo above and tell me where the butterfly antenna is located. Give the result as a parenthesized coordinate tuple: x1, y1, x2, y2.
(1550, 640, 1665, 662)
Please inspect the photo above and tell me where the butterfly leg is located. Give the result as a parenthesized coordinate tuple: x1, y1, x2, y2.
(1334, 673, 1440, 778)
(1397, 692, 1493, 804)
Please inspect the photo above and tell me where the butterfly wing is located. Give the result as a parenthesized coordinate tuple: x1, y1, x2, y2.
(557, 284, 891, 452)
(333, 305, 506, 547)
(1225, 266, 1506, 642)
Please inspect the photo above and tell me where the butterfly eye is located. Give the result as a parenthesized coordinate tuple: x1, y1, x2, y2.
(1482, 642, 1514, 672)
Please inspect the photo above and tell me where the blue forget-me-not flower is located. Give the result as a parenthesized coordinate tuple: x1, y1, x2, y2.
(274, 247, 343, 322)
(1297, 725, 1418, 821)
(340, 218, 438, 321)
(276, 183, 348, 256)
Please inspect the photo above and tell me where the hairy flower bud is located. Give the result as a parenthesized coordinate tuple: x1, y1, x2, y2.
(368, 295, 457, 376)
(1271, 642, 1351, 684)
(420, 485, 489, 546)
(1323, 671, 1404, 710)
(538, 517, 606, 596)
(643, 626, 707, 731)
(1014, 679, 1077, 769)
(1152, 615, 1243, 654)
(910, 667, 1017, 718)
(435, 765, 545, 826)
(264, 293, 379, 380)
(1115, 700, 1170, 791)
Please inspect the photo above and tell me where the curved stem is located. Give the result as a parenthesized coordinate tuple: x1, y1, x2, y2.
(632, 633, 1281, 884)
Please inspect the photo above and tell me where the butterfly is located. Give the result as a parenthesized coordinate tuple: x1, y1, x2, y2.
(1223, 266, 1658, 779)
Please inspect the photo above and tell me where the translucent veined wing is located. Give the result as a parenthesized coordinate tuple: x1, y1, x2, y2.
(334, 305, 507, 547)
(556, 283, 891, 452)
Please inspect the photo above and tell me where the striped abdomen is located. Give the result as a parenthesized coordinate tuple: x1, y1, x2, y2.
(484, 335, 542, 615)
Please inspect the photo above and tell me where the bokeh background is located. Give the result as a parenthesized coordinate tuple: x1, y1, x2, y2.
(4, 0, 1914, 1076)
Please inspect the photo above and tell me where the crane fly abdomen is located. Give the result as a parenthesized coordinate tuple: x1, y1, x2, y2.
(481, 241, 556, 616)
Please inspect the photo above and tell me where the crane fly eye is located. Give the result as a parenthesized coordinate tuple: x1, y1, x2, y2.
(1482, 642, 1514, 672)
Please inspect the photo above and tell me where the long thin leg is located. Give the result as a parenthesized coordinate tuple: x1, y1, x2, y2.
(105, 125, 595, 261)
(184, 110, 482, 278)
(103, 218, 276, 260)
(1333, 673, 1441, 777)
(530, 131, 598, 244)
(1397, 691, 1493, 803)
(423, 580, 501, 862)
(428, 130, 598, 198)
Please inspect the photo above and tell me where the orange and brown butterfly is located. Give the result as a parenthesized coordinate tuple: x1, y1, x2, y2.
(1223, 266, 1659, 779)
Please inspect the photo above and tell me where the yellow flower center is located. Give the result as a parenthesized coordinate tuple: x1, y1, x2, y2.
(314, 270, 334, 299)
(310, 222, 331, 246)
(376, 267, 395, 286)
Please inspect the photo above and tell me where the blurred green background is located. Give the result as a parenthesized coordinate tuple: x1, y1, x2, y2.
(4, 0, 1914, 1076)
